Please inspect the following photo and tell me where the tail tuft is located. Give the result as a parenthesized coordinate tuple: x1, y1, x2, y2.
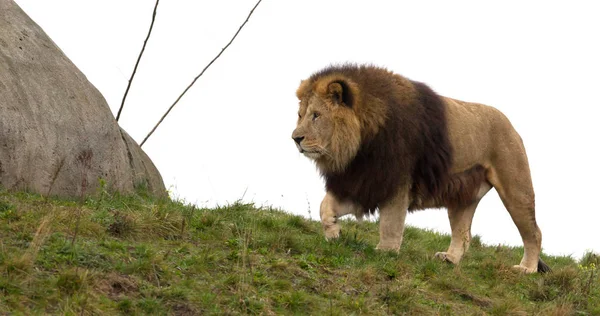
(537, 258, 552, 273)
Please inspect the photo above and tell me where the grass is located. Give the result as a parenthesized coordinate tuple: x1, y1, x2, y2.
(0, 187, 598, 315)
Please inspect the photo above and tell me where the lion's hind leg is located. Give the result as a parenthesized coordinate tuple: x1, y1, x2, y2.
(487, 154, 545, 273)
(436, 182, 492, 264)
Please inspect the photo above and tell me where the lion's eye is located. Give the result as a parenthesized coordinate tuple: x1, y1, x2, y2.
(312, 112, 320, 121)
(298, 112, 302, 119)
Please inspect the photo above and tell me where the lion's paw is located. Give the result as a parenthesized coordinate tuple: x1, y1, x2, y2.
(511, 264, 537, 274)
(434, 252, 459, 264)
(323, 224, 341, 240)
(375, 242, 401, 252)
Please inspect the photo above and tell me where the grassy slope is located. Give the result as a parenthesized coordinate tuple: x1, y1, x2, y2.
(0, 188, 598, 315)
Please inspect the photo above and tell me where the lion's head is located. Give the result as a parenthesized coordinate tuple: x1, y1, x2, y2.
(291, 76, 365, 173)
(291, 64, 449, 212)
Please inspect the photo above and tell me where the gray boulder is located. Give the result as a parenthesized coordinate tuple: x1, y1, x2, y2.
(0, 0, 166, 198)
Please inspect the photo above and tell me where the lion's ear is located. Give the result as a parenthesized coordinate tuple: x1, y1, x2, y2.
(328, 80, 353, 108)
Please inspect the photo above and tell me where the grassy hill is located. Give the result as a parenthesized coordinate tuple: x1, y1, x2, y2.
(0, 188, 598, 315)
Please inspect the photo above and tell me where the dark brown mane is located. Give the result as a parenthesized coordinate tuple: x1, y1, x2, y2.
(312, 64, 460, 213)
(409, 81, 453, 205)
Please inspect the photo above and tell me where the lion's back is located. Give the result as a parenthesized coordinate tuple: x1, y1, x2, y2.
(443, 97, 524, 173)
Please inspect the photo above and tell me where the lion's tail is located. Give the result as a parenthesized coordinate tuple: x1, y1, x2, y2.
(538, 258, 552, 273)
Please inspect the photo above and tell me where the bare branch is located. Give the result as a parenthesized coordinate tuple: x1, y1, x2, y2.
(116, 0, 160, 122)
(140, 0, 262, 147)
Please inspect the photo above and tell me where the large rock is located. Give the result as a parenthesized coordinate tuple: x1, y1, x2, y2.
(0, 0, 166, 198)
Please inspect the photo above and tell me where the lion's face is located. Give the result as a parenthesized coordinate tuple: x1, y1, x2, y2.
(292, 94, 333, 159)
(292, 80, 362, 173)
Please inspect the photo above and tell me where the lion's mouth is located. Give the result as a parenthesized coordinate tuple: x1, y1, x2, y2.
(301, 150, 322, 159)
(296, 143, 323, 159)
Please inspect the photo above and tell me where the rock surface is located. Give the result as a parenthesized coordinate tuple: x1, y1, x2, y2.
(0, 0, 166, 197)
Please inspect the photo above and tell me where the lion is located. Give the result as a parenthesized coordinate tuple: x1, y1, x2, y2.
(292, 64, 550, 273)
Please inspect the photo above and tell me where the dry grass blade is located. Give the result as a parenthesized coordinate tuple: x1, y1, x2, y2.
(19, 214, 53, 269)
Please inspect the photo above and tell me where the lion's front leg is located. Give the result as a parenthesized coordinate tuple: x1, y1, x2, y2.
(320, 192, 363, 240)
(320, 193, 341, 239)
(376, 190, 409, 252)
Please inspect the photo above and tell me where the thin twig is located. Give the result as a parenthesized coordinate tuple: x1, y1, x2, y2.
(140, 0, 262, 147)
(116, 0, 160, 121)
(71, 150, 92, 248)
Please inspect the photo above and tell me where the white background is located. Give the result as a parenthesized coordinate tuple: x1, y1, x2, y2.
(15, 0, 600, 258)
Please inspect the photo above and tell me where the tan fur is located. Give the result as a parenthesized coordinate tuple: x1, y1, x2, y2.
(443, 98, 543, 272)
(293, 65, 545, 273)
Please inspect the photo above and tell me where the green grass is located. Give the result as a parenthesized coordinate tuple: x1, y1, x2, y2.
(0, 188, 598, 315)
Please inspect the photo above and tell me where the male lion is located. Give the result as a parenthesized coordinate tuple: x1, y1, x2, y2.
(292, 64, 549, 273)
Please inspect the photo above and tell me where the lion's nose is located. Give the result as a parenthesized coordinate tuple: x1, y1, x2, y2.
(293, 136, 304, 145)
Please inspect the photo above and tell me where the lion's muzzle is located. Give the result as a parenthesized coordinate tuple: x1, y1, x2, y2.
(291, 129, 306, 152)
